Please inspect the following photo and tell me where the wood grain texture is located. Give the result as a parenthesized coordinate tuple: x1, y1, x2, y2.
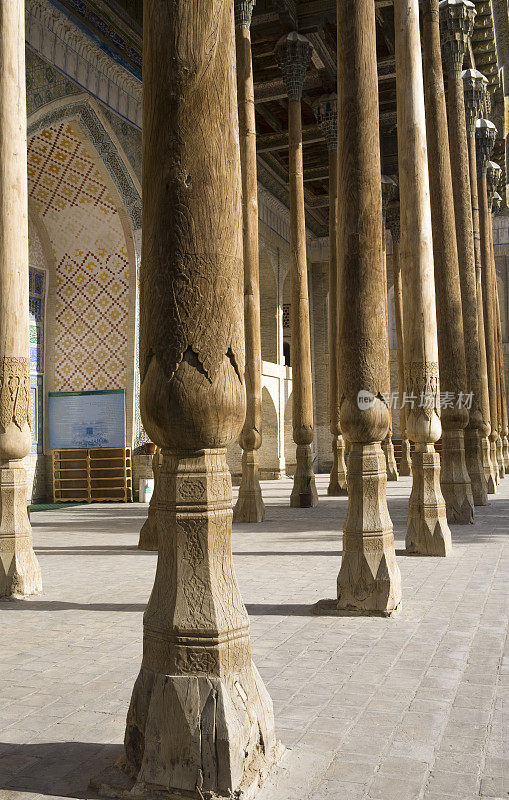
(421, 0, 473, 524)
(0, 1, 42, 598)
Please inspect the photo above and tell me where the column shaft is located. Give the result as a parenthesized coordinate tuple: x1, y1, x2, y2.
(393, 238, 412, 476)
(332, 0, 401, 615)
(490, 216, 506, 477)
(0, 0, 42, 598)
(479, 173, 500, 481)
(466, 130, 492, 499)
(288, 97, 318, 507)
(327, 147, 347, 496)
(395, 0, 452, 556)
(234, 17, 265, 522)
(422, 0, 473, 524)
(92, 2, 279, 795)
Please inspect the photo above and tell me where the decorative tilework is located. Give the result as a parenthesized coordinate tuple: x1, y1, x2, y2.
(103, 109, 141, 181)
(27, 120, 130, 394)
(30, 375, 44, 454)
(29, 267, 46, 374)
(26, 47, 81, 120)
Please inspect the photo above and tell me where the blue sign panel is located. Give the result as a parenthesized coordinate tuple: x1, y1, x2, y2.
(48, 389, 126, 450)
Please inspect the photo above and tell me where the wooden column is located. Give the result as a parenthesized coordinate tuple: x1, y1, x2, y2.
(492, 193, 509, 469)
(324, 0, 401, 615)
(314, 94, 347, 497)
(476, 122, 501, 489)
(92, 2, 280, 795)
(462, 69, 493, 501)
(487, 166, 505, 479)
(395, 0, 452, 556)
(275, 32, 318, 508)
(381, 175, 399, 482)
(386, 203, 412, 476)
(233, 0, 265, 523)
(0, 0, 42, 598)
(422, 0, 473, 524)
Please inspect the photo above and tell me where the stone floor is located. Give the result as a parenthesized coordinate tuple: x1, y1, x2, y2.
(0, 475, 508, 800)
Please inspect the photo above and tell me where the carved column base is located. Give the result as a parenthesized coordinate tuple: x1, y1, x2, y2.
(503, 436, 509, 471)
(481, 436, 497, 494)
(496, 439, 505, 479)
(440, 430, 474, 524)
(333, 443, 401, 616)
(0, 464, 42, 598)
(399, 437, 412, 476)
(406, 445, 453, 557)
(327, 435, 348, 496)
(464, 428, 488, 506)
(92, 665, 282, 800)
(290, 444, 318, 507)
(382, 437, 399, 481)
(138, 496, 158, 552)
(233, 449, 266, 523)
(93, 450, 280, 799)
(490, 439, 500, 486)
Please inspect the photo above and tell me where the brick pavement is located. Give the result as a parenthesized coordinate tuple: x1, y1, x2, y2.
(0, 475, 507, 800)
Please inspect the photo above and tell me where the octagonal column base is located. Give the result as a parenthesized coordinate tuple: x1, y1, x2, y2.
(327, 435, 348, 496)
(440, 430, 474, 524)
(234, 450, 265, 523)
(290, 444, 318, 507)
(464, 428, 488, 506)
(0, 465, 42, 598)
(382, 438, 399, 481)
(406, 445, 453, 557)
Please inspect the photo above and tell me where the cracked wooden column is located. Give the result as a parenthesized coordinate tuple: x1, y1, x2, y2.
(476, 121, 501, 489)
(422, 0, 473, 524)
(381, 175, 399, 482)
(92, 1, 280, 796)
(328, 0, 401, 614)
(0, 0, 42, 598)
(462, 69, 492, 503)
(395, 0, 452, 556)
(386, 203, 412, 476)
(487, 164, 505, 479)
(233, 0, 265, 523)
(275, 32, 318, 508)
(492, 192, 509, 470)
(314, 94, 347, 497)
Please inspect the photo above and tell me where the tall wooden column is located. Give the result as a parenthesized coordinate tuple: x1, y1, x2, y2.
(492, 192, 509, 469)
(476, 123, 501, 488)
(386, 203, 412, 476)
(332, 0, 401, 614)
(462, 69, 492, 502)
(422, 0, 473, 524)
(395, 0, 452, 556)
(275, 33, 318, 508)
(487, 163, 505, 479)
(381, 175, 399, 482)
(314, 94, 347, 496)
(233, 0, 265, 523)
(93, 2, 280, 795)
(0, 0, 42, 598)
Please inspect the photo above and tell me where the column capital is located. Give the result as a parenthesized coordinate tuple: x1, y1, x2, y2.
(313, 93, 337, 151)
(235, 0, 256, 30)
(439, 0, 476, 76)
(275, 32, 313, 102)
(462, 68, 488, 136)
(475, 118, 497, 177)
(487, 161, 502, 208)
(381, 175, 397, 217)
(492, 192, 502, 216)
(386, 202, 401, 244)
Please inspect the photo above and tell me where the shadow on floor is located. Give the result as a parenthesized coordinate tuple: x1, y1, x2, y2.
(0, 741, 122, 798)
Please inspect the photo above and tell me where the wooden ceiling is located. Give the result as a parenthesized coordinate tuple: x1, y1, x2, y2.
(105, 0, 501, 237)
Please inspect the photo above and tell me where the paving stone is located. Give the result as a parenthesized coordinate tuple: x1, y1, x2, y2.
(0, 475, 507, 800)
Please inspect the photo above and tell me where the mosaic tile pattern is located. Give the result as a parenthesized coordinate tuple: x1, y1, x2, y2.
(26, 47, 81, 120)
(27, 120, 129, 393)
(103, 109, 142, 181)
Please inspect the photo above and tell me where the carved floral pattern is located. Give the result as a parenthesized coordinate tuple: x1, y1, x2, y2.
(0, 358, 31, 432)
